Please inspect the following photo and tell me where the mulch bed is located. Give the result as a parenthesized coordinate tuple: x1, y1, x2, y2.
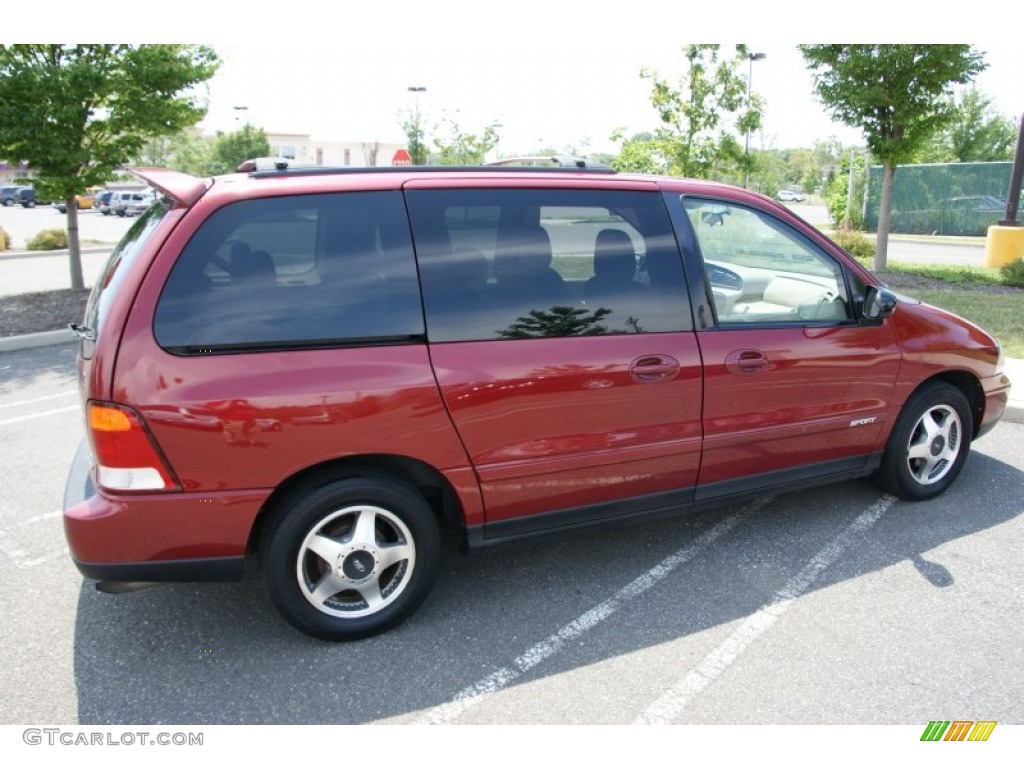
(0, 289, 91, 337)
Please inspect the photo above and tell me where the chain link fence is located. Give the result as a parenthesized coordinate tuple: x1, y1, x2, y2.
(864, 161, 1013, 236)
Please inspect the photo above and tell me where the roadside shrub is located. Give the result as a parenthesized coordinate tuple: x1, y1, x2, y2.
(829, 229, 875, 261)
(1000, 257, 1024, 288)
(27, 228, 69, 251)
(0, 225, 9, 250)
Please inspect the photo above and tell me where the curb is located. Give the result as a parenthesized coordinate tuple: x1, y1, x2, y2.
(0, 246, 113, 262)
(0, 328, 74, 352)
(0, 331, 1020, 423)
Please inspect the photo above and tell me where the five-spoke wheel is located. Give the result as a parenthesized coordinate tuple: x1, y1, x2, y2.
(262, 475, 440, 641)
(877, 382, 972, 500)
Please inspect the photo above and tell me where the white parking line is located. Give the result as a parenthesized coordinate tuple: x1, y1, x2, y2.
(0, 405, 78, 427)
(634, 493, 897, 725)
(0, 509, 69, 569)
(413, 495, 774, 725)
(0, 391, 76, 410)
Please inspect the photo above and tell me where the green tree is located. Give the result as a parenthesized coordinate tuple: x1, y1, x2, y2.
(914, 87, 1016, 163)
(401, 108, 430, 165)
(612, 45, 764, 181)
(132, 127, 213, 176)
(209, 124, 271, 175)
(801, 45, 985, 270)
(432, 115, 500, 165)
(0, 44, 219, 290)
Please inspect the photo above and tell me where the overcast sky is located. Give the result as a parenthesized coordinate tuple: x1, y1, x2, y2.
(12, 2, 1023, 159)
(195, 40, 1020, 157)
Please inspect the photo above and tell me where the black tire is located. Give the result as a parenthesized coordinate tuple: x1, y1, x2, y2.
(876, 382, 972, 500)
(2, 199, 12, 207)
(25, 200, 35, 208)
(261, 475, 440, 641)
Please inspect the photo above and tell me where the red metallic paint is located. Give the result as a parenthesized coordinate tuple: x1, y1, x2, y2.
(429, 334, 704, 522)
(64, 488, 267, 563)
(696, 324, 902, 485)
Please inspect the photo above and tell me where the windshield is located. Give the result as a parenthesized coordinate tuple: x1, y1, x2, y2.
(81, 198, 172, 359)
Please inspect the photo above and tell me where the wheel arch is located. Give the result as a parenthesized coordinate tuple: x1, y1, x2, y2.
(915, 369, 985, 440)
(246, 454, 466, 555)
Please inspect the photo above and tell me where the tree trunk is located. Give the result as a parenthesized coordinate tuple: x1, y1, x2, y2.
(874, 163, 895, 272)
(67, 197, 85, 291)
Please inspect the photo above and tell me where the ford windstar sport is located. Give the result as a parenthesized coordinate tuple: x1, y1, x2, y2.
(63, 161, 1010, 640)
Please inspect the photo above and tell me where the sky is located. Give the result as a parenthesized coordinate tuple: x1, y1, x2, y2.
(9, 3, 1023, 160)
(193, 40, 1021, 158)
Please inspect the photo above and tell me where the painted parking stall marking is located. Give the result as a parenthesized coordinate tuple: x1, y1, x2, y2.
(635, 493, 897, 725)
(0, 509, 69, 569)
(414, 495, 774, 725)
(0, 405, 78, 428)
(0, 390, 76, 410)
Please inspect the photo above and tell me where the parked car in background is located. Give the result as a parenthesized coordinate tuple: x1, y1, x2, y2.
(108, 189, 154, 217)
(95, 190, 114, 215)
(52, 190, 100, 213)
(778, 188, 806, 202)
(1, 185, 22, 206)
(62, 160, 1010, 642)
(124, 189, 156, 216)
(14, 187, 37, 208)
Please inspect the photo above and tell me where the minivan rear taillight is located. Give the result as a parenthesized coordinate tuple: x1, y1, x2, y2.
(87, 402, 179, 492)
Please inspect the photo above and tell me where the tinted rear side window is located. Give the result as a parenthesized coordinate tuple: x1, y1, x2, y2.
(406, 188, 691, 342)
(83, 199, 172, 359)
(154, 191, 424, 353)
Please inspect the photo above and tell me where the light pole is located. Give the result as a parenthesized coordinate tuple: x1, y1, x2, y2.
(493, 122, 503, 163)
(744, 52, 766, 188)
(407, 87, 426, 164)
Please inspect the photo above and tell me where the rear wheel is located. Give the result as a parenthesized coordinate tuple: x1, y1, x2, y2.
(261, 475, 440, 641)
(876, 382, 972, 500)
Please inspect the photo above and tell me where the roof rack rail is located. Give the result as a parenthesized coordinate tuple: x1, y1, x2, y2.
(236, 157, 321, 173)
(484, 155, 613, 171)
(244, 166, 622, 179)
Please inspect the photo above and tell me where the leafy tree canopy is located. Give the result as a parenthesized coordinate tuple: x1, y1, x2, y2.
(612, 44, 764, 180)
(209, 124, 271, 174)
(432, 114, 501, 165)
(801, 44, 985, 269)
(0, 44, 219, 289)
(800, 45, 986, 166)
(0, 44, 220, 198)
(914, 87, 1017, 163)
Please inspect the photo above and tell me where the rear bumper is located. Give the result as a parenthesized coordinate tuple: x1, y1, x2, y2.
(62, 439, 265, 582)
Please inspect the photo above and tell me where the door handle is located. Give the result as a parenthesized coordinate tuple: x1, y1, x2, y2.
(629, 355, 680, 383)
(725, 349, 768, 374)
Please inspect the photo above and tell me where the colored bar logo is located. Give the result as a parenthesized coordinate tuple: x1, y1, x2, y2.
(921, 721, 997, 742)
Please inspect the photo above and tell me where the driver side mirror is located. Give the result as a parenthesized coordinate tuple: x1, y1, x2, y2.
(861, 286, 897, 323)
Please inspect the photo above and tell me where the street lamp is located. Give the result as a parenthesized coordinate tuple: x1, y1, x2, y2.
(744, 52, 766, 188)
(493, 122, 503, 163)
(407, 87, 427, 164)
(407, 86, 426, 117)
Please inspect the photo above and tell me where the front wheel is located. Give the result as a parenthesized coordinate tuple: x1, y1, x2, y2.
(876, 382, 972, 500)
(261, 475, 441, 641)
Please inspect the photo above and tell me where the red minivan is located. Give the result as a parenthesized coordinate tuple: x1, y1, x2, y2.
(63, 162, 1010, 640)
